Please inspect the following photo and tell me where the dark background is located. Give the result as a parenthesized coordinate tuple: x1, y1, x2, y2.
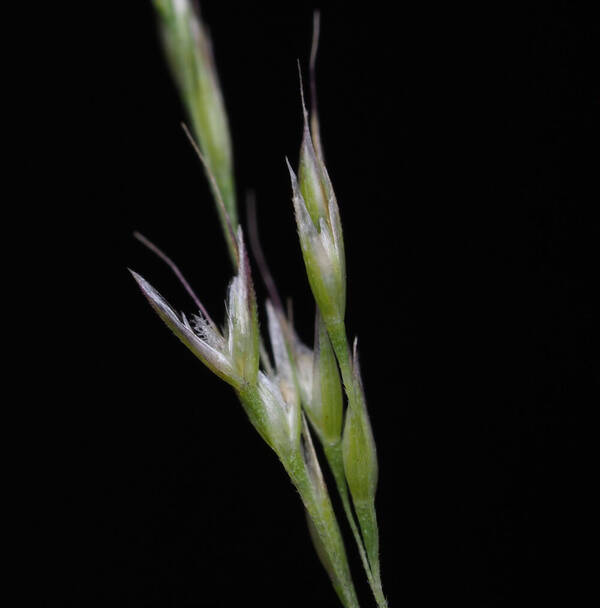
(61, 1, 598, 606)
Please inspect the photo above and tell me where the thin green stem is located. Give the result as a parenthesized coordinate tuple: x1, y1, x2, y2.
(326, 320, 355, 403)
(325, 321, 389, 608)
(355, 500, 386, 607)
(284, 452, 361, 608)
(324, 443, 375, 585)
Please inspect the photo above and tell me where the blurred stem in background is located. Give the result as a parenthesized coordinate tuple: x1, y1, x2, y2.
(153, 0, 238, 264)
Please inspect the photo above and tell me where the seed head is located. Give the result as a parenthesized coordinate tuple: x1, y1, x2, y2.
(287, 159, 346, 327)
(298, 100, 329, 227)
(130, 228, 259, 389)
(256, 371, 301, 460)
(226, 228, 260, 385)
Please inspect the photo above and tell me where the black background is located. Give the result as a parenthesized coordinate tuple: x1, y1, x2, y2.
(58, 1, 598, 606)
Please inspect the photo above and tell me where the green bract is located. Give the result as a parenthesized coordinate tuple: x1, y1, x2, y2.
(306, 314, 344, 446)
(342, 391, 378, 504)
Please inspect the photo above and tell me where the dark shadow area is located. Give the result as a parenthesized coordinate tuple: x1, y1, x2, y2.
(54, 2, 598, 606)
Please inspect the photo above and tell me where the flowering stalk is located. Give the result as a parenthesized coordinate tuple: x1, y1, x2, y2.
(136, 4, 390, 606)
(131, 229, 360, 607)
(305, 315, 379, 598)
(289, 75, 388, 607)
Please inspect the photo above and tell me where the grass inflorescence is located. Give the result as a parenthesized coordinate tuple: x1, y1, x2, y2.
(132, 3, 389, 606)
